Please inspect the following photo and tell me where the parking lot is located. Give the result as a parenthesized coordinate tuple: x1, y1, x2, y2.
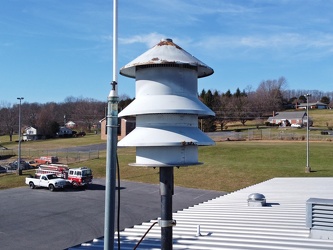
(0, 178, 224, 250)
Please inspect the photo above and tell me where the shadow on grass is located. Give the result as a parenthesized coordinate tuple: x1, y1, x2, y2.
(0, 155, 15, 160)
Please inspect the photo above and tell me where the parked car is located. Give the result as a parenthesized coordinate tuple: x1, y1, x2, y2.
(0, 166, 7, 173)
(291, 124, 302, 128)
(321, 130, 333, 135)
(8, 160, 31, 170)
(73, 131, 86, 137)
(28, 160, 40, 168)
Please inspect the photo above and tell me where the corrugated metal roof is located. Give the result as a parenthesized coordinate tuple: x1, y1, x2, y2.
(68, 178, 333, 249)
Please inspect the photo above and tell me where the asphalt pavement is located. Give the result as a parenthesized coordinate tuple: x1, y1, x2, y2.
(0, 178, 225, 250)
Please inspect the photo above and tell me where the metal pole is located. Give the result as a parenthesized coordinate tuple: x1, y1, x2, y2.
(17, 97, 24, 175)
(104, 0, 118, 249)
(160, 167, 174, 250)
(305, 94, 311, 173)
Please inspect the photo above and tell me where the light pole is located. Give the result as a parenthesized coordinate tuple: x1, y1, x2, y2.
(17, 97, 24, 175)
(305, 94, 311, 173)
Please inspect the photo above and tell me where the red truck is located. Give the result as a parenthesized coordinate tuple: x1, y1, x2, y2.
(36, 164, 69, 178)
(36, 164, 93, 188)
(34, 156, 59, 165)
(68, 167, 93, 187)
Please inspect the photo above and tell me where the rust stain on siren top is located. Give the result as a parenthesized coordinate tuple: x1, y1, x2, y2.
(120, 38, 214, 78)
(157, 39, 182, 50)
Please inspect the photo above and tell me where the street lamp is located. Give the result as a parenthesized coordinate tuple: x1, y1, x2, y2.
(17, 97, 24, 175)
(305, 94, 311, 173)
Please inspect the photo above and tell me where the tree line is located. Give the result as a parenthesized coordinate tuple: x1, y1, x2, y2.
(1, 77, 332, 139)
(199, 77, 333, 131)
(0, 95, 133, 141)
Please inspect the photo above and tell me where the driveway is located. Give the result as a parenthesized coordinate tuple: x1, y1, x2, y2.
(0, 178, 225, 250)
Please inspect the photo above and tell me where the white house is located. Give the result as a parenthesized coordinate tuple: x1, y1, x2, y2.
(23, 126, 37, 141)
(65, 121, 76, 128)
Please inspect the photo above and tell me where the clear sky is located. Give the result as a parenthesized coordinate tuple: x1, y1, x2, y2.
(1, 0, 333, 105)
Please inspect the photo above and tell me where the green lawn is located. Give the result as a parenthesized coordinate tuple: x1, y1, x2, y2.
(309, 109, 333, 128)
(114, 140, 333, 192)
(0, 133, 103, 150)
(1, 133, 333, 192)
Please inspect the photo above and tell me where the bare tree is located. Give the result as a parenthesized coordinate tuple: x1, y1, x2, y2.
(71, 97, 105, 132)
(0, 102, 17, 141)
(253, 77, 287, 115)
(36, 102, 60, 138)
(231, 94, 251, 125)
(23, 102, 41, 128)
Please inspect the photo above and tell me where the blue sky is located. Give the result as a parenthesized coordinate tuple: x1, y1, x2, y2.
(1, 0, 333, 104)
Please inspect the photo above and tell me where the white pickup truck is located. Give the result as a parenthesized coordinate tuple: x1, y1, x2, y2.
(25, 173, 67, 191)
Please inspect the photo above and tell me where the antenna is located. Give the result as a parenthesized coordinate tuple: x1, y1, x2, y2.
(104, 0, 118, 249)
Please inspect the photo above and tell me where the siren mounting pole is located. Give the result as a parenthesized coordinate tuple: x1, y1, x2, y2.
(104, 0, 118, 249)
(160, 167, 175, 250)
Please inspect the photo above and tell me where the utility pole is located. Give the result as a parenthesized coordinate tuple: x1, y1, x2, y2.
(17, 97, 24, 175)
(305, 93, 311, 173)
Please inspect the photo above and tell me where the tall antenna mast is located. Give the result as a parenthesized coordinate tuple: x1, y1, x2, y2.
(104, 0, 118, 249)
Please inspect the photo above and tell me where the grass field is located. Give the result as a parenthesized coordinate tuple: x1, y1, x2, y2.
(219, 109, 333, 130)
(309, 109, 333, 128)
(2, 138, 332, 192)
(1, 109, 333, 192)
(115, 140, 333, 192)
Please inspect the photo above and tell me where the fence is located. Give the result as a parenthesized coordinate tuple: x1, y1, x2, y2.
(208, 128, 333, 142)
(0, 148, 100, 165)
(0, 149, 14, 159)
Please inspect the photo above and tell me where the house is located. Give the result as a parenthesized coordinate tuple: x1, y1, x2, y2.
(100, 117, 136, 140)
(65, 121, 76, 128)
(22, 126, 38, 141)
(267, 111, 313, 126)
(57, 126, 73, 137)
(297, 101, 328, 110)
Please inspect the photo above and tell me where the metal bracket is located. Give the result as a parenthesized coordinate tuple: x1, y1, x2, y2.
(111, 81, 117, 90)
(158, 219, 176, 228)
